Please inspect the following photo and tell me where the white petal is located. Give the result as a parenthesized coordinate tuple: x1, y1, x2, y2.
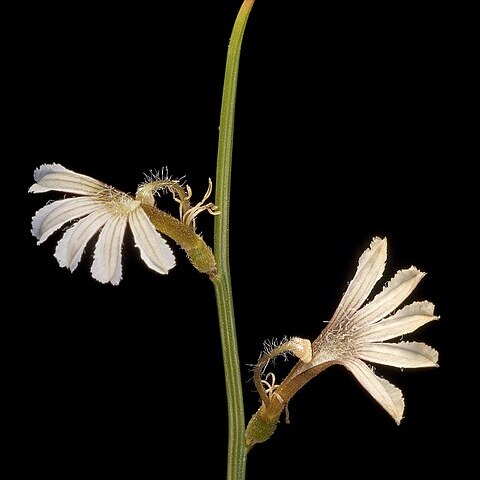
(129, 207, 175, 275)
(351, 267, 425, 327)
(91, 215, 128, 285)
(54, 209, 112, 271)
(356, 301, 439, 342)
(341, 357, 404, 425)
(31, 197, 104, 244)
(356, 341, 439, 368)
(29, 163, 107, 195)
(329, 237, 387, 329)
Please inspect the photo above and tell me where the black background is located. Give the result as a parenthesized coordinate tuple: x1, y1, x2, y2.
(8, 1, 469, 477)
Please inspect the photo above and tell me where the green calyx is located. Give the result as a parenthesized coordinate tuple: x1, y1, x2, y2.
(142, 204, 217, 276)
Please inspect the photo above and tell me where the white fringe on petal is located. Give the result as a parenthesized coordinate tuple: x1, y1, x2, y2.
(356, 341, 439, 368)
(342, 357, 405, 425)
(329, 237, 387, 329)
(54, 209, 111, 271)
(91, 215, 127, 285)
(356, 301, 439, 342)
(31, 197, 103, 244)
(351, 267, 426, 327)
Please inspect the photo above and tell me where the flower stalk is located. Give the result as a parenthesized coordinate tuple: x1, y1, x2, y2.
(210, 1, 255, 479)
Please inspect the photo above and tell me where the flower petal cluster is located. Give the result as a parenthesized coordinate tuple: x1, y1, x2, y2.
(294, 237, 439, 424)
(30, 164, 175, 285)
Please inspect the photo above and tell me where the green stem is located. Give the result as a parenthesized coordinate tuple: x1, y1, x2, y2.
(211, 1, 255, 479)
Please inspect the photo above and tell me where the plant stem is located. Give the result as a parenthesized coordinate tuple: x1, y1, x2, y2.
(210, 1, 255, 479)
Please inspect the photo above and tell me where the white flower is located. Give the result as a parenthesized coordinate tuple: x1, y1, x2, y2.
(29, 163, 175, 285)
(246, 237, 439, 448)
(296, 237, 439, 424)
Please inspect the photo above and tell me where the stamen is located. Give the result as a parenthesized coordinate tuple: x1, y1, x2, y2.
(181, 179, 221, 230)
(261, 373, 279, 397)
(171, 184, 193, 223)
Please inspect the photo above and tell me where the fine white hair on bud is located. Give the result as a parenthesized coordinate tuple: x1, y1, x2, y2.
(135, 168, 184, 207)
(252, 336, 312, 410)
(261, 336, 312, 363)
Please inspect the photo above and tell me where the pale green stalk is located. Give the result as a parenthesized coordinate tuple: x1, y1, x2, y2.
(210, 1, 255, 479)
